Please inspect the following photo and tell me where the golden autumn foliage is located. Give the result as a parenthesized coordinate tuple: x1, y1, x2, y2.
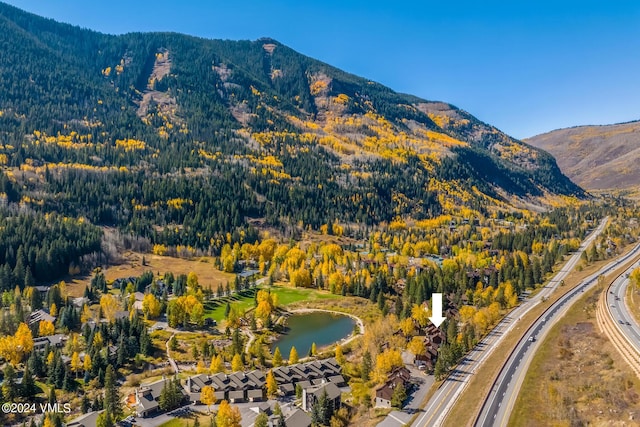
(231, 353, 244, 372)
(255, 289, 278, 321)
(288, 346, 299, 364)
(216, 400, 242, 427)
(167, 198, 193, 209)
(309, 80, 328, 96)
(115, 138, 146, 151)
(407, 336, 426, 356)
(153, 244, 168, 255)
(375, 348, 404, 377)
(0, 323, 34, 364)
(81, 305, 93, 323)
(201, 385, 216, 412)
(210, 355, 225, 373)
(43, 415, 55, 427)
(142, 293, 162, 319)
(266, 370, 278, 397)
(39, 320, 55, 337)
(83, 353, 92, 372)
(100, 294, 121, 322)
(71, 351, 82, 374)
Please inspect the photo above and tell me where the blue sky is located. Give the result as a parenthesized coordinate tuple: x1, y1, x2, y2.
(5, 0, 640, 138)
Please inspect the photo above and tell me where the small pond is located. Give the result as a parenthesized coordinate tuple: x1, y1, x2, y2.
(271, 311, 356, 358)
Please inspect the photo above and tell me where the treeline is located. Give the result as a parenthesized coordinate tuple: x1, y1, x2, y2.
(0, 212, 102, 288)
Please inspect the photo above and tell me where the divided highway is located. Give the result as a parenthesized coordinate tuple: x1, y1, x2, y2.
(606, 264, 640, 354)
(411, 218, 609, 427)
(475, 241, 640, 426)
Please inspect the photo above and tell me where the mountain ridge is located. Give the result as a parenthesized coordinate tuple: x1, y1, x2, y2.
(0, 1, 583, 247)
(526, 120, 640, 190)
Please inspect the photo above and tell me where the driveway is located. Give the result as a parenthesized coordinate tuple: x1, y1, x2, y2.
(377, 366, 434, 427)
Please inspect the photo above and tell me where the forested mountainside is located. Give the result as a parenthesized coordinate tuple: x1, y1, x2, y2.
(526, 120, 640, 190)
(0, 1, 582, 256)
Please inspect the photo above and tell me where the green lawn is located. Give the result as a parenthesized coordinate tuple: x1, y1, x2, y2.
(203, 289, 259, 322)
(158, 413, 213, 427)
(203, 285, 339, 322)
(270, 285, 340, 305)
(158, 419, 187, 427)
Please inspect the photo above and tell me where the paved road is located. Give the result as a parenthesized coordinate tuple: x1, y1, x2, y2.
(475, 241, 640, 427)
(607, 261, 640, 352)
(409, 218, 609, 427)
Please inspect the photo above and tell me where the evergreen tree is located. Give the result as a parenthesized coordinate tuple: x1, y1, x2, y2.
(81, 395, 90, 414)
(104, 365, 122, 420)
(2, 364, 16, 401)
(391, 383, 407, 408)
(140, 328, 151, 355)
(30, 286, 43, 310)
(296, 383, 303, 399)
(311, 389, 332, 426)
(48, 387, 57, 405)
(21, 363, 37, 398)
(361, 351, 372, 382)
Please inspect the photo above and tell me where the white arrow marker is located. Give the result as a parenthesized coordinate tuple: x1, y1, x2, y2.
(429, 293, 446, 327)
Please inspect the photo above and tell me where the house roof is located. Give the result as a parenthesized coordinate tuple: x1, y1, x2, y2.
(250, 401, 271, 413)
(285, 409, 312, 427)
(228, 390, 245, 399)
(137, 393, 159, 411)
(28, 309, 56, 325)
(186, 374, 211, 392)
(138, 377, 180, 411)
(306, 382, 341, 401)
(297, 380, 311, 389)
(246, 370, 265, 386)
(33, 334, 67, 347)
(328, 375, 345, 385)
(375, 383, 394, 401)
(388, 366, 411, 382)
(67, 410, 104, 427)
(279, 383, 295, 393)
(114, 310, 129, 320)
(247, 389, 264, 398)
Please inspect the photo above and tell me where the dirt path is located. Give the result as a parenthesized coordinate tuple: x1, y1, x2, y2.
(166, 333, 179, 374)
(243, 327, 255, 355)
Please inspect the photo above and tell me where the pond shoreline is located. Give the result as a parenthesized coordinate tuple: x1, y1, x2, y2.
(272, 308, 365, 354)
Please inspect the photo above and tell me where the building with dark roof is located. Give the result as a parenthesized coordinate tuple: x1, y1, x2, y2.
(374, 366, 411, 408)
(33, 334, 68, 352)
(28, 309, 56, 326)
(302, 382, 341, 412)
(66, 410, 104, 427)
(134, 377, 184, 418)
(183, 358, 343, 402)
(284, 409, 312, 427)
